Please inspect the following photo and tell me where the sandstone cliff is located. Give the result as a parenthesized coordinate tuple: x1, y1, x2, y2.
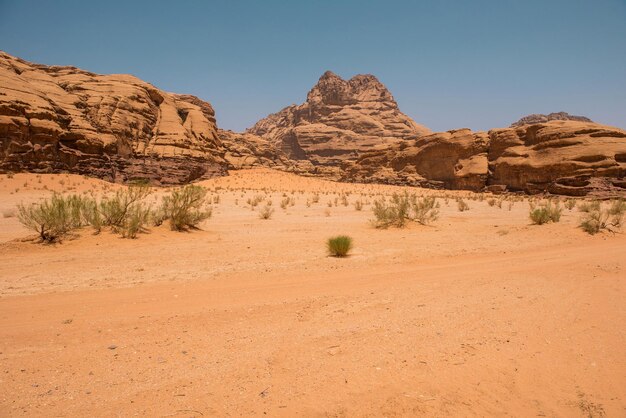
(343, 120, 626, 196)
(0, 51, 285, 184)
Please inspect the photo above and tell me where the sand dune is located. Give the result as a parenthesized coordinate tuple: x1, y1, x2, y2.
(0, 169, 624, 416)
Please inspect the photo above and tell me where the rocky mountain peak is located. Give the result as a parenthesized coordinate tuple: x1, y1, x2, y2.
(307, 71, 395, 107)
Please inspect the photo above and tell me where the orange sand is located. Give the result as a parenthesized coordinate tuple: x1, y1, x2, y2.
(0, 169, 624, 416)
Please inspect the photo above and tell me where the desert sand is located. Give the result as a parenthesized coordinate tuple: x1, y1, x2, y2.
(0, 169, 624, 417)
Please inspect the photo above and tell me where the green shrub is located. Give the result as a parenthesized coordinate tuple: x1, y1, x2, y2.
(579, 208, 611, 234)
(529, 202, 562, 225)
(371, 193, 410, 228)
(371, 193, 439, 228)
(411, 195, 440, 225)
(99, 184, 151, 229)
(160, 184, 211, 231)
(121, 204, 151, 239)
(17, 194, 91, 242)
(327, 235, 353, 257)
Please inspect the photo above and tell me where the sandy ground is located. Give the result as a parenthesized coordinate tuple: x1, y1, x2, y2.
(0, 169, 624, 417)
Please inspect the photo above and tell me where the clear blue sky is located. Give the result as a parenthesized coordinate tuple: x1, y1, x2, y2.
(1, 0, 625, 131)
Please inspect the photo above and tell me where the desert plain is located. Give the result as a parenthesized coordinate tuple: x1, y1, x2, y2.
(0, 169, 624, 417)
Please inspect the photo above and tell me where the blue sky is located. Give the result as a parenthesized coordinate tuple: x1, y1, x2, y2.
(1, 0, 625, 131)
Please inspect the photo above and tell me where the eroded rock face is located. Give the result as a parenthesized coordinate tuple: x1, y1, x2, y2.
(0, 51, 230, 184)
(342, 129, 490, 190)
(489, 121, 626, 196)
(510, 112, 593, 128)
(247, 71, 431, 169)
(344, 121, 626, 196)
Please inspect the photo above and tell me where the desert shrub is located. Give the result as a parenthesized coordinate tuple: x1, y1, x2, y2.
(411, 195, 439, 225)
(456, 198, 469, 212)
(99, 184, 151, 229)
(17, 194, 91, 242)
(120, 204, 151, 239)
(280, 197, 290, 209)
(487, 198, 496, 207)
(160, 184, 211, 231)
(564, 199, 577, 210)
(579, 209, 609, 235)
(579, 199, 625, 234)
(247, 194, 265, 208)
(371, 193, 439, 228)
(608, 199, 626, 227)
(259, 204, 274, 220)
(529, 202, 562, 225)
(577, 200, 601, 213)
(327, 235, 353, 257)
(354, 200, 363, 211)
(371, 193, 410, 228)
(82, 198, 102, 233)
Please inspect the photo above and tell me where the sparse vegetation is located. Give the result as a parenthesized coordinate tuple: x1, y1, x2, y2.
(259, 204, 274, 220)
(579, 199, 625, 234)
(564, 198, 577, 210)
(327, 235, 353, 257)
(456, 198, 469, 212)
(159, 184, 211, 231)
(529, 202, 562, 225)
(371, 192, 439, 228)
(17, 194, 92, 242)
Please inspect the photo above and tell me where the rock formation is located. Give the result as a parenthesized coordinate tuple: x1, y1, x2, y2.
(510, 112, 593, 128)
(0, 51, 285, 184)
(343, 120, 626, 196)
(489, 120, 626, 195)
(247, 71, 430, 177)
(2, 51, 624, 196)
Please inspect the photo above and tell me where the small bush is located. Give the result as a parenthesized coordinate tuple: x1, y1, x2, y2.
(99, 184, 151, 229)
(579, 210, 609, 235)
(564, 199, 577, 210)
(579, 199, 625, 234)
(259, 204, 274, 220)
(371, 193, 410, 228)
(578, 200, 600, 213)
(354, 200, 363, 211)
(608, 199, 626, 227)
(456, 198, 469, 212)
(17, 194, 91, 242)
(371, 193, 439, 228)
(327, 235, 353, 257)
(411, 196, 439, 225)
(160, 184, 211, 231)
(529, 202, 562, 225)
(121, 204, 151, 239)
